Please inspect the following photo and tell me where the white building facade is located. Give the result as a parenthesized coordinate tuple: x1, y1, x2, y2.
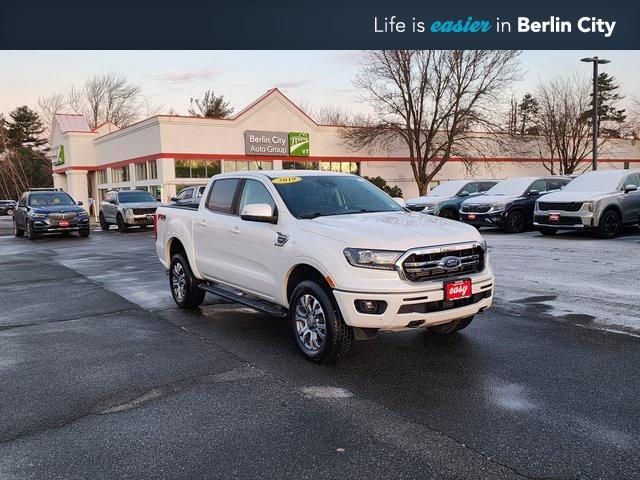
(50, 88, 640, 217)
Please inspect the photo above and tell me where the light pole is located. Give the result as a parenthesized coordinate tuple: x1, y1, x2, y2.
(581, 56, 610, 171)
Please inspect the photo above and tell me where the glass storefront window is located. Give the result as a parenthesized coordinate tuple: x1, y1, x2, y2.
(175, 159, 191, 178)
(111, 166, 130, 183)
(175, 159, 221, 178)
(225, 160, 272, 172)
(97, 169, 107, 184)
(320, 161, 360, 175)
(206, 160, 221, 176)
(135, 162, 147, 180)
(191, 160, 207, 178)
(283, 161, 318, 170)
(148, 160, 158, 179)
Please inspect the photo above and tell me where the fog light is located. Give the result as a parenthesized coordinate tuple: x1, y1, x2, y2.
(354, 300, 387, 314)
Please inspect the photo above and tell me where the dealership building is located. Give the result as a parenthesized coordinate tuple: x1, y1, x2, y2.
(50, 88, 640, 217)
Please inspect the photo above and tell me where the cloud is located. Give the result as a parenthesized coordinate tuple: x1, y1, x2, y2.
(152, 67, 223, 85)
(274, 80, 313, 89)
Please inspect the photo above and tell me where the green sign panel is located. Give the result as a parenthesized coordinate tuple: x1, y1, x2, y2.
(288, 132, 310, 157)
(53, 144, 65, 166)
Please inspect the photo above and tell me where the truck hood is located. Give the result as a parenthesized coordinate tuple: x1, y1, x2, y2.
(538, 190, 616, 203)
(297, 211, 483, 249)
(407, 194, 451, 207)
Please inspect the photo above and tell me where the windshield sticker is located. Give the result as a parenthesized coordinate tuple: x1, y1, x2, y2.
(272, 176, 302, 184)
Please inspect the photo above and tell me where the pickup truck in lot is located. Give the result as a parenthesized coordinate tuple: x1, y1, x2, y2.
(155, 171, 494, 363)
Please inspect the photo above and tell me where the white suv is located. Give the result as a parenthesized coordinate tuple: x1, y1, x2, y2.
(155, 171, 493, 363)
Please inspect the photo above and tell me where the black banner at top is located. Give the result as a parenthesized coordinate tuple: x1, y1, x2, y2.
(0, 0, 638, 49)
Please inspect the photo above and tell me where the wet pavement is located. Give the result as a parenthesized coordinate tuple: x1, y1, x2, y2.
(0, 216, 639, 479)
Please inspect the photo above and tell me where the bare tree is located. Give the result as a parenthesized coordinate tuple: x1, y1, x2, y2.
(68, 73, 151, 129)
(532, 72, 603, 175)
(36, 93, 68, 138)
(343, 50, 521, 195)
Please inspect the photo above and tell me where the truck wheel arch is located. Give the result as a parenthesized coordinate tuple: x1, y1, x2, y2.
(598, 204, 622, 224)
(286, 264, 331, 304)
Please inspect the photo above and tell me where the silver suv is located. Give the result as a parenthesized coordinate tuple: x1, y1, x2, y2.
(534, 169, 640, 238)
(99, 190, 160, 232)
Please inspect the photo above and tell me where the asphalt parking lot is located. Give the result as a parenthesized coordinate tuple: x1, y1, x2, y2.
(0, 216, 639, 480)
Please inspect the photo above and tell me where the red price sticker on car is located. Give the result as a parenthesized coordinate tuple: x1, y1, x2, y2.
(549, 213, 560, 222)
(468, 214, 476, 220)
(444, 279, 472, 301)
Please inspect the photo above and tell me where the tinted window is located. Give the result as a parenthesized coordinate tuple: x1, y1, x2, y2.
(529, 179, 547, 194)
(624, 173, 640, 188)
(239, 180, 275, 213)
(547, 179, 567, 191)
(461, 182, 479, 194)
(118, 191, 156, 203)
(481, 182, 497, 192)
(207, 179, 240, 214)
(177, 189, 192, 200)
(29, 192, 75, 206)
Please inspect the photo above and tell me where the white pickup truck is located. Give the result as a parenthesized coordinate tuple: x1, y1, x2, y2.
(155, 170, 493, 363)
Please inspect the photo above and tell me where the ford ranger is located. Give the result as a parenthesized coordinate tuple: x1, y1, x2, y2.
(155, 171, 494, 363)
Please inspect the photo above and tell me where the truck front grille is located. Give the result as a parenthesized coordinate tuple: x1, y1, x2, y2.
(538, 202, 583, 212)
(399, 242, 485, 283)
(133, 208, 156, 215)
(461, 204, 491, 213)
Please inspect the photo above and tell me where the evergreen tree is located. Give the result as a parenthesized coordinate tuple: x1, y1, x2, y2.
(518, 93, 539, 135)
(6, 106, 46, 148)
(582, 73, 626, 137)
(364, 176, 403, 198)
(188, 90, 234, 118)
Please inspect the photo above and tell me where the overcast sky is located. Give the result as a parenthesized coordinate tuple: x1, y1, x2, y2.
(1, 50, 638, 119)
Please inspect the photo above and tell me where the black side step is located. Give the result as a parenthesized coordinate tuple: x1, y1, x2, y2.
(198, 283, 288, 318)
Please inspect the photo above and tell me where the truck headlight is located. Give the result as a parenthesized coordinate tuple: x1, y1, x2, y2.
(30, 212, 47, 219)
(583, 201, 596, 213)
(343, 248, 403, 270)
(489, 204, 505, 212)
(125, 208, 134, 217)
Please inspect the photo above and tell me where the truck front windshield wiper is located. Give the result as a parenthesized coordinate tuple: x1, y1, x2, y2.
(299, 212, 325, 219)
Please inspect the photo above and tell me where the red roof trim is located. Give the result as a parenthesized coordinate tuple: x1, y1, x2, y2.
(51, 154, 640, 174)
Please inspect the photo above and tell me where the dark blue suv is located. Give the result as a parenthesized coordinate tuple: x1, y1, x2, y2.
(13, 189, 90, 240)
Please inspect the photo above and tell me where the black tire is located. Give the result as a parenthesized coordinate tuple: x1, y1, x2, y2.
(99, 213, 110, 231)
(289, 280, 352, 364)
(428, 315, 475, 334)
(169, 253, 205, 309)
(26, 221, 39, 241)
(79, 228, 90, 238)
(596, 209, 620, 239)
(504, 210, 527, 233)
(116, 214, 129, 233)
(13, 221, 24, 237)
(538, 227, 557, 236)
(439, 208, 459, 221)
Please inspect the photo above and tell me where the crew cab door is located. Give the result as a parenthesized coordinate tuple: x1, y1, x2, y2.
(14, 193, 28, 228)
(621, 173, 640, 222)
(193, 178, 242, 284)
(103, 192, 118, 222)
(224, 179, 280, 300)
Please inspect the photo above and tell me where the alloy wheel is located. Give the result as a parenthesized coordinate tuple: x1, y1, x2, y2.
(295, 294, 327, 353)
(171, 262, 187, 302)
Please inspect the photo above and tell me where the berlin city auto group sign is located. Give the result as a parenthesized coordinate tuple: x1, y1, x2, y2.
(244, 130, 310, 157)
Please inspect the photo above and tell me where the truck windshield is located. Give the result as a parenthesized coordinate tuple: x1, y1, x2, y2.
(28, 192, 75, 206)
(563, 171, 625, 192)
(485, 177, 534, 196)
(118, 191, 156, 203)
(427, 180, 467, 197)
(271, 175, 403, 219)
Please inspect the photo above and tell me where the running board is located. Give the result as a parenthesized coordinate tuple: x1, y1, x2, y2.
(198, 283, 288, 318)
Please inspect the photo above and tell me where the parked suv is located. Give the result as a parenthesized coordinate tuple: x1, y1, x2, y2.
(534, 169, 640, 238)
(155, 171, 493, 363)
(459, 176, 571, 233)
(406, 180, 497, 220)
(99, 189, 160, 232)
(170, 186, 206, 206)
(0, 200, 17, 216)
(13, 189, 90, 240)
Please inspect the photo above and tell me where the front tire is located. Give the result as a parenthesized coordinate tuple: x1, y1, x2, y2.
(428, 315, 475, 334)
(504, 210, 527, 233)
(596, 209, 620, 239)
(26, 221, 39, 240)
(99, 213, 110, 231)
(289, 280, 352, 364)
(169, 253, 205, 309)
(116, 214, 129, 233)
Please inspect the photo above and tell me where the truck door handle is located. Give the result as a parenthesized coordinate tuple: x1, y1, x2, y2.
(197, 219, 206, 226)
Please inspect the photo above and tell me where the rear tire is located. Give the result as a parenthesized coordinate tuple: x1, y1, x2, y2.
(428, 315, 475, 334)
(99, 213, 110, 231)
(504, 210, 527, 233)
(116, 214, 129, 233)
(169, 253, 205, 309)
(13, 221, 24, 237)
(596, 209, 620, 239)
(538, 227, 557, 236)
(289, 280, 352, 364)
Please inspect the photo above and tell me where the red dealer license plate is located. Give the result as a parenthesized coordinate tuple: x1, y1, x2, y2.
(468, 214, 476, 220)
(444, 279, 472, 301)
(59, 220, 70, 227)
(549, 213, 560, 222)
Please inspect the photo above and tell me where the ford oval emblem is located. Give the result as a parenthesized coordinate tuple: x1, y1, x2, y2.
(439, 256, 462, 270)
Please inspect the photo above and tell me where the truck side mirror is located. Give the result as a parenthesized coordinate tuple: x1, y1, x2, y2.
(624, 184, 638, 193)
(77, 201, 83, 206)
(170, 197, 178, 202)
(528, 189, 540, 197)
(459, 191, 469, 197)
(240, 203, 277, 224)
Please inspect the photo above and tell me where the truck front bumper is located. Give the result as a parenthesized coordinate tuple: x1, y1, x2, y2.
(333, 273, 493, 331)
(459, 211, 507, 228)
(534, 210, 594, 229)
